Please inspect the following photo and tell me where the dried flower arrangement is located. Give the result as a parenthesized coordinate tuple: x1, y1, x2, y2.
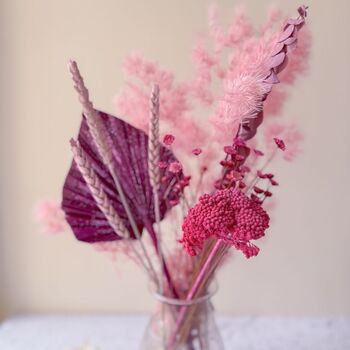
(36, 4, 310, 349)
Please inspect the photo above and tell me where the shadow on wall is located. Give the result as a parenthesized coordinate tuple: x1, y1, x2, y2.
(0, 7, 19, 319)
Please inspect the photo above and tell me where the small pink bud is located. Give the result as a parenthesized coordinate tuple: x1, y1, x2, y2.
(192, 148, 202, 156)
(254, 149, 264, 156)
(234, 138, 246, 147)
(264, 190, 273, 197)
(270, 179, 279, 186)
(214, 180, 222, 190)
(274, 138, 286, 151)
(163, 134, 175, 146)
(239, 181, 246, 189)
(224, 146, 236, 155)
(226, 171, 243, 181)
(158, 161, 168, 169)
(239, 165, 250, 173)
(168, 161, 182, 174)
(180, 176, 191, 187)
(235, 154, 245, 161)
(169, 199, 180, 206)
(257, 170, 266, 179)
(253, 186, 264, 194)
(251, 194, 262, 203)
(265, 173, 274, 179)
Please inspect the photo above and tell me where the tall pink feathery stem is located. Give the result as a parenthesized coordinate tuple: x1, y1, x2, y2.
(70, 139, 153, 278)
(237, 5, 308, 141)
(68, 60, 159, 287)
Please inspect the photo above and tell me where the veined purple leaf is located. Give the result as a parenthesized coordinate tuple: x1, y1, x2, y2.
(62, 110, 183, 243)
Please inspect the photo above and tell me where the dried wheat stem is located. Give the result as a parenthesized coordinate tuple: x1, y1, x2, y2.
(70, 139, 129, 238)
(148, 84, 164, 284)
(68, 60, 159, 286)
(148, 84, 167, 345)
(70, 139, 153, 278)
(148, 84, 161, 192)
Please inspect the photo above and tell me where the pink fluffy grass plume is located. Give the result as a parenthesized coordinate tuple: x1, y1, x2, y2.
(34, 200, 67, 234)
(180, 188, 270, 258)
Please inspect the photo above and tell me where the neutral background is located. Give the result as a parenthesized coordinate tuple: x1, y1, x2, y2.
(1, 0, 349, 320)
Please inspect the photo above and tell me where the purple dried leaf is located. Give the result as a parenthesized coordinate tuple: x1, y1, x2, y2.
(62, 110, 182, 243)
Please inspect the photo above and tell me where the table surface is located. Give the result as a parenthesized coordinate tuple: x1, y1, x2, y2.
(0, 314, 349, 350)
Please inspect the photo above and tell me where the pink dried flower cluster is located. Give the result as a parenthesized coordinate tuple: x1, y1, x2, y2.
(115, 54, 208, 156)
(34, 200, 67, 234)
(35, 6, 310, 347)
(114, 6, 310, 173)
(180, 188, 270, 258)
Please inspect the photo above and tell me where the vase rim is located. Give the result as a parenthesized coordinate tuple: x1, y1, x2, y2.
(151, 280, 218, 306)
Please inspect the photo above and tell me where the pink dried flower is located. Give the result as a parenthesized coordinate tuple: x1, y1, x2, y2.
(270, 179, 279, 186)
(180, 188, 269, 258)
(253, 186, 264, 194)
(226, 170, 242, 181)
(169, 161, 182, 174)
(223, 145, 236, 155)
(254, 149, 264, 156)
(235, 154, 245, 161)
(169, 199, 180, 206)
(239, 181, 246, 189)
(234, 138, 246, 147)
(163, 134, 175, 146)
(274, 137, 286, 151)
(34, 200, 67, 234)
(158, 161, 168, 169)
(192, 148, 202, 156)
(265, 122, 303, 161)
(257, 170, 267, 179)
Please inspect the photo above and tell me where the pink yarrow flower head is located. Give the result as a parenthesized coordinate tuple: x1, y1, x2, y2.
(163, 134, 175, 146)
(180, 188, 269, 258)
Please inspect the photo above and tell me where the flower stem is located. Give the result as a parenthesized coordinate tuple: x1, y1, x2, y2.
(168, 239, 225, 348)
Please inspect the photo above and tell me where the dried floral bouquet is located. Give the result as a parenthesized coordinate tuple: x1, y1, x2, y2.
(36, 4, 310, 350)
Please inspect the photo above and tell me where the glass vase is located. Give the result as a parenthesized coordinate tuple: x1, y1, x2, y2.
(140, 286, 225, 350)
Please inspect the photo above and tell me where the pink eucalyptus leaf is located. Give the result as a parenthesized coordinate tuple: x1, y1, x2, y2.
(283, 36, 298, 46)
(287, 17, 304, 26)
(265, 51, 286, 70)
(62, 110, 182, 243)
(278, 24, 295, 43)
(263, 71, 280, 84)
(270, 42, 284, 57)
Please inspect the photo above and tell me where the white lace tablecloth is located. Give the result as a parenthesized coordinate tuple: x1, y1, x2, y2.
(0, 314, 349, 349)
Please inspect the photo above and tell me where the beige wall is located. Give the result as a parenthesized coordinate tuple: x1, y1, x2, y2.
(1, 0, 349, 319)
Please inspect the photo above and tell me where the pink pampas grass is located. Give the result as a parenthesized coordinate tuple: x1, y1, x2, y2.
(34, 200, 67, 234)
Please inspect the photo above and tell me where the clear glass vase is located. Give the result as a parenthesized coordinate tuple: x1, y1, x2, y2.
(140, 286, 225, 350)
